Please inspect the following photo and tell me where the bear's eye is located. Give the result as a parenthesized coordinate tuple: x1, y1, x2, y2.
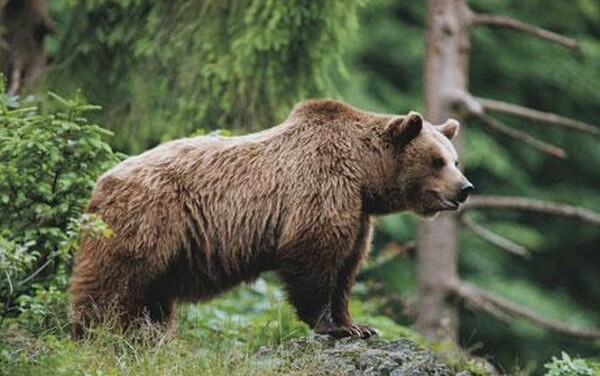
(432, 157, 445, 169)
(455, 161, 459, 167)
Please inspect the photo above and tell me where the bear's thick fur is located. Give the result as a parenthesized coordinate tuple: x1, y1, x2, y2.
(69, 99, 472, 339)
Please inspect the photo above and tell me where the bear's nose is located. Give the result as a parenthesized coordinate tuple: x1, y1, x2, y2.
(457, 181, 474, 203)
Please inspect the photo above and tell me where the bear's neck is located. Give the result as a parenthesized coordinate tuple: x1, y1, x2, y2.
(360, 141, 410, 216)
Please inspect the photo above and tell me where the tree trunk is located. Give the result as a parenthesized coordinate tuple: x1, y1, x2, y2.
(0, 0, 54, 96)
(416, 0, 470, 343)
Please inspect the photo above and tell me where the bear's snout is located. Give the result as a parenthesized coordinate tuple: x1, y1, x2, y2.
(456, 180, 474, 203)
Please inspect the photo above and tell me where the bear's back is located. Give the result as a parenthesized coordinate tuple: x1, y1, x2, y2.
(88, 100, 376, 253)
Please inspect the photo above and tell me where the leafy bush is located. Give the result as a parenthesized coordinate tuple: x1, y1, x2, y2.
(0, 86, 120, 333)
(544, 352, 597, 376)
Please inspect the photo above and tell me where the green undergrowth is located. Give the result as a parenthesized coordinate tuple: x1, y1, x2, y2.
(0, 278, 485, 376)
(0, 328, 332, 376)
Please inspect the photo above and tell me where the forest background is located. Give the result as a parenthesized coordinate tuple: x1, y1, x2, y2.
(1, 1, 599, 375)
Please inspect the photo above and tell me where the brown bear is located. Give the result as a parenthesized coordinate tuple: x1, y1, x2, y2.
(69, 99, 473, 340)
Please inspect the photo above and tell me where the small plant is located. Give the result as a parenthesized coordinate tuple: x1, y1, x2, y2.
(543, 352, 595, 376)
(0, 82, 121, 333)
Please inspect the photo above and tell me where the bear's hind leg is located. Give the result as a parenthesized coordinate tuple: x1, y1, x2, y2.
(70, 253, 161, 339)
(141, 285, 178, 338)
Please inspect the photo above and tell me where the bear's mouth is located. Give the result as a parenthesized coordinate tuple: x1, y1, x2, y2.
(431, 191, 460, 211)
(439, 196, 460, 210)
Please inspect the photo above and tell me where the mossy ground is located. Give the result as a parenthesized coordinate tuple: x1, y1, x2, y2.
(0, 280, 485, 376)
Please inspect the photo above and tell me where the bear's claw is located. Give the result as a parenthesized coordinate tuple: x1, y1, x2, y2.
(316, 323, 380, 339)
(352, 324, 381, 338)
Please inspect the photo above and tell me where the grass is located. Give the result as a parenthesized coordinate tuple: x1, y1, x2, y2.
(1, 327, 339, 376)
(0, 279, 484, 376)
(1, 330, 346, 376)
(1, 280, 332, 375)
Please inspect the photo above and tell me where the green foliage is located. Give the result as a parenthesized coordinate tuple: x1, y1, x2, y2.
(179, 276, 310, 349)
(47, 0, 364, 152)
(0, 86, 120, 332)
(543, 352, 596, 376)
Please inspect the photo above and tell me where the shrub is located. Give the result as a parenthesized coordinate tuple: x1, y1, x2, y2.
(0, 85, 120, 333)
(544, 352, 596, 376)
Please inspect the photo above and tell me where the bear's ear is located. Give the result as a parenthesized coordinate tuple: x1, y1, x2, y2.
(437, 119, 459, 140)
(385, 111, 423, 144)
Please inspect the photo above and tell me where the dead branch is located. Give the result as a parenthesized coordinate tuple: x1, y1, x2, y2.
(477, 97, 600, 136)
(443, 89, 484, 117)
(361, 242, 416, 273)
(380, 241, 416, 258)
(443, 89, 566, 158)
(457, 282, 512, 324)
(475, 112, 566, 159)
(454, 282, 600, 340)
(463, 196, 600, 226)
(18, 257, 54, 286)
(461, 215, 529, 257)
(470, 13, 579, 51)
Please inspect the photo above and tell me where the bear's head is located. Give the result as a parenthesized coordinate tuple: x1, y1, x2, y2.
(365, 111, 473, 217)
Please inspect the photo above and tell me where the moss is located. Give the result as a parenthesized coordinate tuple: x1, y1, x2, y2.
(256, 335, 481, 375)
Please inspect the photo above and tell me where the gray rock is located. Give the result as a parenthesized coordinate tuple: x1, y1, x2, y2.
(256, 335, 473, 376)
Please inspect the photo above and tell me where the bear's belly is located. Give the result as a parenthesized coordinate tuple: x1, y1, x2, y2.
(170, 244, 277, 302)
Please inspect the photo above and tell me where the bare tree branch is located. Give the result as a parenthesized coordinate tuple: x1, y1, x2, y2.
(443, 88, 484, 117)
(475, 111, 566, 159)
(18, 257, 54, 286)
(444, 90, 566, 158)
(4, 270, 13, 295)
(455, 282, 600, 340)
(460, 215, 529, 257)
(477, 97, 600, 136)
(380, 241, 416, 258)
(457, 282, 512, 324)
(463, 196, 600, 226)
(470, 13, 579, 50)
(361, 242, 415, 273)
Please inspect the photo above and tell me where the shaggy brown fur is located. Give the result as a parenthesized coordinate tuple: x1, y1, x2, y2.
(69, 99, 472, 340)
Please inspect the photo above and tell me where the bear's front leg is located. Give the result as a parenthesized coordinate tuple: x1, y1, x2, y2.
(329, 217, 379, 338)
(278, 258, 365, 338)
(279, 260, 376, 339)
(329, 250, 379, 338)
(279, 270, 363, 338)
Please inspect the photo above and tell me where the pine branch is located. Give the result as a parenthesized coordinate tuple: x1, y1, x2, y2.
(477, 97, 600, 136)
(475, 112, 566, 159)
(455, 282, 600, 340)
(460, 215, 529, 257)
(471, 13, 579, 51)
(463, 196, 600, 226)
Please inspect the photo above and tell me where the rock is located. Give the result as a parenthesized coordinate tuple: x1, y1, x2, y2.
(256, 335, 472, 376)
